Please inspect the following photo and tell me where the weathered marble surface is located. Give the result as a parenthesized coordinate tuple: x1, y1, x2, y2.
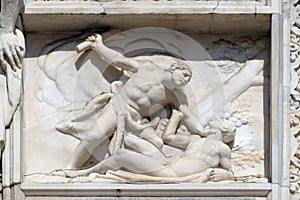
(0, 0, 291, 199)
(30, 0, 264, 2)
(0, 0, 24, 128)
(23, 28, 269, 184)
(290, 0, 300, 197)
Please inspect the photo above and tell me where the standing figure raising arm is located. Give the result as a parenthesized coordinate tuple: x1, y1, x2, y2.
(77, 34, 139, 73)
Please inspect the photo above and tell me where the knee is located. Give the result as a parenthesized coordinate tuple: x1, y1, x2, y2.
(84, 131, 112, 147)
(150, 136, 163, 149)
(124, 134, 139, 149)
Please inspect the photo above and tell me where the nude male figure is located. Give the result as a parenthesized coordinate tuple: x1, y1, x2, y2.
(67, 110, 234, 182)
(66, 34, 205, 169)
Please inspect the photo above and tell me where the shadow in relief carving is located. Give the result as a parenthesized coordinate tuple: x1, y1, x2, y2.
(23, 28, 268, 184)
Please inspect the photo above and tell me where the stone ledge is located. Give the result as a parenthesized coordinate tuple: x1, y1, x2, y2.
(22, 13, 271, 33)
(21, 183, 272, 197)
(25, 1, 272, 15)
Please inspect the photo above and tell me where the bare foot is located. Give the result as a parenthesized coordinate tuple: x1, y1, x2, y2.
(209, 168, 233, 182)
(50, 169, 71, 177)
(66, 169, 92, 178)
(55, 121, 81, 139)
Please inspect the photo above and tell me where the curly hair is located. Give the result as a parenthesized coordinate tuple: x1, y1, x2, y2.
(166, 60, 192, 77)
(168, 60, 192, 74)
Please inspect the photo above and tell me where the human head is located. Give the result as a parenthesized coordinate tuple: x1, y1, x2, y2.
(220, 120, 236, 143)
(166, 60, 192, 87)
(209, 118, 236, 143)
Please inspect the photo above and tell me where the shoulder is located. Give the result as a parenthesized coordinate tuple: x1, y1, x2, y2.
(135, 55, 177, 68)
(218, 142, 231, 155)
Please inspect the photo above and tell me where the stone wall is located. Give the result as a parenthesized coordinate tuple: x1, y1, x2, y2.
(0, 0, 292, 199)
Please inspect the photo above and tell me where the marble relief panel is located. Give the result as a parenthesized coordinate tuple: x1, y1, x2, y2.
(23, 28, 269, 184)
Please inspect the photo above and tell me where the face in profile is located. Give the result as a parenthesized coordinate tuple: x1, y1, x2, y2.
(172, 69, 192, 87)
(222, 131, 235, 144)
(209, 118, 236, 143)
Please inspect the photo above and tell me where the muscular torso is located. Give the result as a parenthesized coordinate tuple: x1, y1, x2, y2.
(170, 136, 222, 177)
(113, 62, 177, 118)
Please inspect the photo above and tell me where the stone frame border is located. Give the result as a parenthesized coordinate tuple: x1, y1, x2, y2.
(1, 1, 290, 199)
(23, 0, 279, 14)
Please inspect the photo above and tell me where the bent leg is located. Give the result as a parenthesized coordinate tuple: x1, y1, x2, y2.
(139, 127, 163, 149)
(67, 103, 117, 169)
(124, 133, 166, 162)
(68, 149, 177, 177)
(105, 149, 176, 176)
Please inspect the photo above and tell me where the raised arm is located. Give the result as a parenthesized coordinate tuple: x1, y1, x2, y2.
(0, 0, 23, 71)
(77, 34, 139, 73)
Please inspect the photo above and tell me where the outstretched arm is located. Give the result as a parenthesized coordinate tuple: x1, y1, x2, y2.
(179, 104, 206, 137)
(0, 0, 23, 71)
(77, 34, 139, 72)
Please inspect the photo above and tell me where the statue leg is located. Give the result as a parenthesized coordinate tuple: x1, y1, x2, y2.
(139, 127, 163, 149)
(124, 133, 166, 162)
(67, 103, 117, 169)
(67, 149, 177, 177)
(104, 149, 177, 176)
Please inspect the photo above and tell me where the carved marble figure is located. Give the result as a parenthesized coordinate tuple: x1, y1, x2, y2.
(0, 0, 24, 152)
(50, 32, 265, 183)
(67, 109, 235, 182)
(57, 34, 206, 170)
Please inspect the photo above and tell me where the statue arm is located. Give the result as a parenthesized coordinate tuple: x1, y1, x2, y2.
(209, 144, 234, 181)
(0, 0, 23, 71)
(77, 34, 139, 72)
(162, 109, 190, 149)
(169, 91, 205, 136)
(219, 144, 232, 171)
(179, 104, 206, 136)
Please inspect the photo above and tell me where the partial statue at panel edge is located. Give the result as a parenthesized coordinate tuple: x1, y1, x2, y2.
(48, 32, 266, 183)
(0, 0, 24, 154)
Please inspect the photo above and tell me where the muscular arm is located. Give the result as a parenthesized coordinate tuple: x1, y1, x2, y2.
(219, 144, 232, 171)
(77, 34, 139, 73)
(179, 104, 206, 136)
(168, 90, 205, 137)
(209, 143, 233, 182)
(0, 0, 23, 71)
(162, 109, 190, 149)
